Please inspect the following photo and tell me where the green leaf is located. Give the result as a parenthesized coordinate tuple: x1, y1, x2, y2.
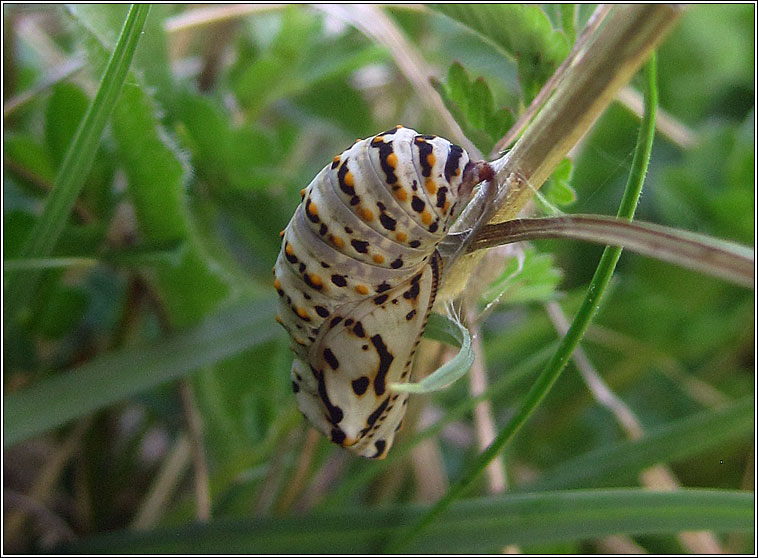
(433, 61, 514, 154)
(102, 240, 187, 268)
(539, 157, 577, 210)
(110, 84, 188, 242)
(292, 76, 375, 137)
(480, 247, 563, 307)
(44, 83, 90, 167)
(234, 54, 292, 116)
(61, 489, 753, 554)
(431, 5, 570, 102)
(487, 107, 514, 143)
(6, 241, 189, 272)
(175, 93, 280, 192)
(559, 5, 577, 47)
(657, 4, 754, 123)
(657, 119, 754, 245)
(469, 77, 494, 129)
(517, 54, 552, 103)
(231, 7, 385, 118)
(36, 284, 88, 339)
(192, 338, 293, 461)
(151, 250, 231, 327)
(394, 313, 473, 394)
(3, 298, 278, 448)
(430, 76, 490, 153)
(297, 42, 386, 94)
(3, 211, 37, 258)
(4, 134, 56, 185)
(447, 60, 472, 105)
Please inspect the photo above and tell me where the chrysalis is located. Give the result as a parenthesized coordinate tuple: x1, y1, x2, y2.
(274, 125, 492, 458)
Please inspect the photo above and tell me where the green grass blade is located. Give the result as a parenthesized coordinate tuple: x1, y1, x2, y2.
(387, 54, 660, 552)
(61, 489, 752, 554)
(4, 4, 150, 323)
(3, 299, 277, 448)
(523, 396, 754, 491)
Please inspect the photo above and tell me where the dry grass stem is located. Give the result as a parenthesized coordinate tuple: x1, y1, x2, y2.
(179, 380, 211, 522)
(315, 4, 480, 159)
(131, 434, 191, 530)
(275, 428, 321, 514)
(4, 418, 91, 541)
(164, 4, 286, 34)
(467, 308, 507, 493)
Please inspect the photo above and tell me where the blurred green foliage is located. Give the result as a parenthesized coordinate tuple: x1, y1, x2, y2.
(3, 4, 754, 554)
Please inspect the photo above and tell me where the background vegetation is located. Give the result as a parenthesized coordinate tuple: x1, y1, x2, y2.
(3, 4, 754, 554)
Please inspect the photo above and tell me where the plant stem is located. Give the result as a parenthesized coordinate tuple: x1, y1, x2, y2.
(491, 5, 676, 223)
(458, 214, 754, 288)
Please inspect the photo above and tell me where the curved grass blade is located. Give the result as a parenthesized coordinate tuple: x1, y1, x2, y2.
(387, 54, 660, 553)
(393, 313, 474, 394)
(62, 489, 752, 554)
(4, 4, 150, 324)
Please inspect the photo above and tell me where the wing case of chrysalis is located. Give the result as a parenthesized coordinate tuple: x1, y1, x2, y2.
(273, 125, 492, 458)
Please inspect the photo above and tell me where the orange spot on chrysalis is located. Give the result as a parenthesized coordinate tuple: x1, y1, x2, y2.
(355, 284, 369, 295)
(308, 273, 323, 288)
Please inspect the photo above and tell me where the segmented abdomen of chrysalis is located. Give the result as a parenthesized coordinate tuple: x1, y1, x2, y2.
(273, 125, 489, 458)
